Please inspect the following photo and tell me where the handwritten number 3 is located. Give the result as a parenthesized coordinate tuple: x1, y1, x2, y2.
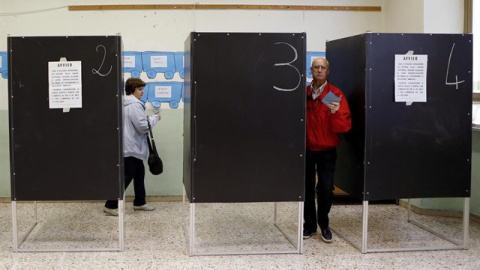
(92, 45, 112, 77)
(273, 42, 301, 92)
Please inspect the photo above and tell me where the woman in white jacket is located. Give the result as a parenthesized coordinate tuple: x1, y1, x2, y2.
(104, 78, 160, 216)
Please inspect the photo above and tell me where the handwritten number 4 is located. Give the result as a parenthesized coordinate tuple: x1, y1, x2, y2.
(445, 43, 465, 90)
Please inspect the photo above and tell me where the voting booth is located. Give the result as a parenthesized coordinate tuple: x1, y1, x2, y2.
(8, 36, 124, 252)
(326, 33, 472, 253)
(183, 32, 306, 255)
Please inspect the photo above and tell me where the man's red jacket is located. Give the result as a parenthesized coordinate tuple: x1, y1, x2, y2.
(306, 82, 352, 151)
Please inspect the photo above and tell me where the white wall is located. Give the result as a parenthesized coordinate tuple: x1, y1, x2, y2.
(0, 0, 385, 52)
(383, 0, 465, 34)
(384, 0, 424, 33)
(423, 0, 464, 33)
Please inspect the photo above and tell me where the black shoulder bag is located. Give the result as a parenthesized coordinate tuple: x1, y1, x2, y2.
(146, 120, 163, 175)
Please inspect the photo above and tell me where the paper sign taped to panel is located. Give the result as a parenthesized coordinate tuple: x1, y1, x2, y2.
(394, 54, 428, 104)
(48, 61, 82, 109)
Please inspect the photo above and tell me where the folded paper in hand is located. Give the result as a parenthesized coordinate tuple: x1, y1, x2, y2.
(321, 91, 341, 106)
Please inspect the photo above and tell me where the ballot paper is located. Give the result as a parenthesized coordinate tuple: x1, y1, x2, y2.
(321, 91, 341, 106)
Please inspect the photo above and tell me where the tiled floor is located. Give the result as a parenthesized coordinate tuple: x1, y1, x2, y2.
(0, 201, 479, 270)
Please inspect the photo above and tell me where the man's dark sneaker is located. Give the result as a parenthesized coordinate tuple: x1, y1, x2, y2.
(303, 229, 317, 239)
(321, 228, 333, 243)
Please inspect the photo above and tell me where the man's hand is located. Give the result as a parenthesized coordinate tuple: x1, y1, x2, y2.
(329, 101, 340, 114)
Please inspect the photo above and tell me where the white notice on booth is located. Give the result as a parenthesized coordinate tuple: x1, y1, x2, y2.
(394, 55, 427, 103)
(48, 61, 82, 109)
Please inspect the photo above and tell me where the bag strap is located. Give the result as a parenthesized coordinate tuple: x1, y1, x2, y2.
(147, 117, 154, 139)
(147, 117, 155, 152)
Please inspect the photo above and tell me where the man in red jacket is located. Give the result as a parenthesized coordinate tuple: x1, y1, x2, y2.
(304, 58, 351, 242)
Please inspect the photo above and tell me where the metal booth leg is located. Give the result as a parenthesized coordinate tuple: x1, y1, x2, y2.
(273, 201, 304, 254)
(118, 197, 125, 251)
(361, 200, 369, 254)
(190, 202, 196, 256)
(462, 198, 470, 249)
(12, 201, 38, 252)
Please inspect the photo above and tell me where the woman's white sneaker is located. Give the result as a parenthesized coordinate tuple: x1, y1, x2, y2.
(103, 207, 118, 216)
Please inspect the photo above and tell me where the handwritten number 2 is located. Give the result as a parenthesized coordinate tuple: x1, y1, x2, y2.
(445, 43, 465, 90)
(92, 45, 112, 77)
(273, 42, 301, 92)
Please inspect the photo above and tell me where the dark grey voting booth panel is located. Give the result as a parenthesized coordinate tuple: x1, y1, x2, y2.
(8, 36, 124, 201)
(327, 33, 472, 201)
(184, 32, 306, 203)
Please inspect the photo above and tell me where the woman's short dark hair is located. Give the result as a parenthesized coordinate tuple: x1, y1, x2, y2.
(125, 78, 146, 95)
